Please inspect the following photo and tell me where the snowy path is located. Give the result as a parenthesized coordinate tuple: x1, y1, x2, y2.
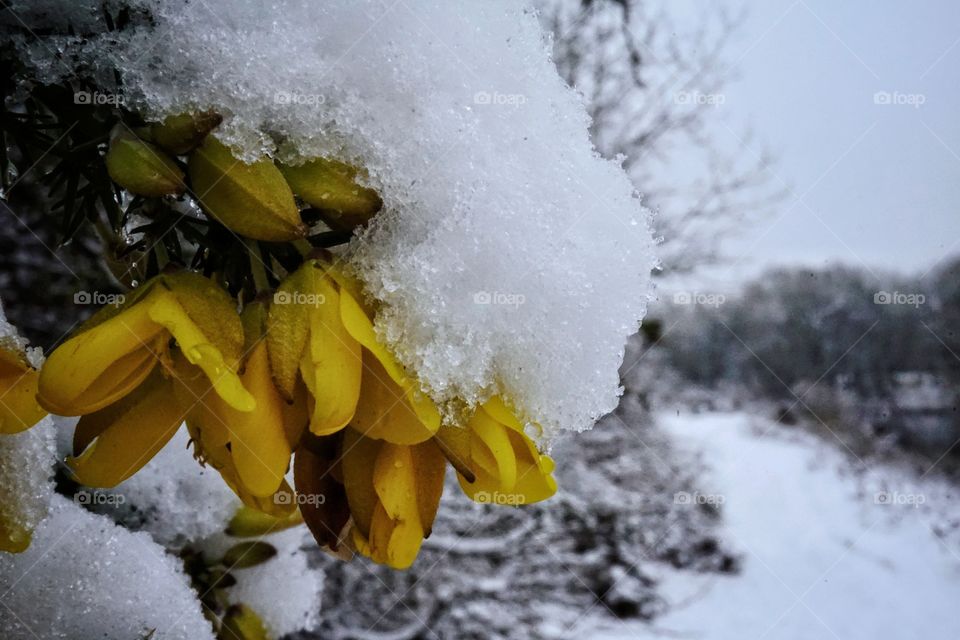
(592, 410, 960, 640)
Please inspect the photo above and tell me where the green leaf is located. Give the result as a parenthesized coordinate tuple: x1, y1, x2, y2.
(221, 541, 277, 569)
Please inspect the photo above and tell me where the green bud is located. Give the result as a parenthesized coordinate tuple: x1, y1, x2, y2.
(218, 605, 269, 640)
(151, 111, 223, 155)
(226, 505, 302, 538)
(221, 541, 277, 569)
(188, 137, 307, 242)
(279, 157, 382, 230)
(105, 132, 185, 197)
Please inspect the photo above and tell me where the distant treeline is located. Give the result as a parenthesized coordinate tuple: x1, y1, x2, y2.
(658, 259, 960, 399)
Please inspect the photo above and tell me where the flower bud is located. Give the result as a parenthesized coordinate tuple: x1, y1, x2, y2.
(219, 605, 269, 640)
(150, 111, 222, 155)
(188, 137, 307, 241)
(105, 131, 185, 197)
(279, 157, 382, 230)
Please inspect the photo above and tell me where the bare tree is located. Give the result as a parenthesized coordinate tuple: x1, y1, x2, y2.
(538, 0, 786, 273)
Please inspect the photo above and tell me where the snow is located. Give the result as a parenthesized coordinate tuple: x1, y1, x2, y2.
(0, 418, 56, 550)
(591, 411, 960, 640)
(0, 494, 215, 640)
(11, 0, 657, 437)
(218, 528, 324, 638)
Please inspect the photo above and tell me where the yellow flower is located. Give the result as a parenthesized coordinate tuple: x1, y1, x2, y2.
(0, 338, 46, 434)
(437, 397, 558, 506)
(306, 397, 556, 570)
(340, 427, 445, 569)
(37, 271, 254, 488)
(271, 267, 555, 567)
(270, 260, 558, 568)
(178, 300, 306, 507)
(267, 259, 440, 444)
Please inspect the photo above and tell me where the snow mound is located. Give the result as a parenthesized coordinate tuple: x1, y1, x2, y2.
(0, 494, 215, 640)
(13, 0, 657, 435)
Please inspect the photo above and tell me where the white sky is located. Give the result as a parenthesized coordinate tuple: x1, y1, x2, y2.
(674, 0, 960, 286)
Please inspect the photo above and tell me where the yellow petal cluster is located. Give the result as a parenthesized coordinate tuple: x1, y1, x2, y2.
(5, 264, 556, 566)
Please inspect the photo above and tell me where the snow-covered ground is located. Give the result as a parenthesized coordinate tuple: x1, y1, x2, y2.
(590, 410, 960, 640)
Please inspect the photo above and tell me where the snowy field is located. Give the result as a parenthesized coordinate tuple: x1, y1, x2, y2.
(588, 410, 960, 640)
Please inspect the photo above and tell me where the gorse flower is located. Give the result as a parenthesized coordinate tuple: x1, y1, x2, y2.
(267, 259, 440, 444)
(6, 261, 557, 566)
(37, 271, 253, 488)
(269, 260, 556, 568)
(179, 300, 305, 514)
(1, 121, 557, 566)
(438, 398, 557, 506)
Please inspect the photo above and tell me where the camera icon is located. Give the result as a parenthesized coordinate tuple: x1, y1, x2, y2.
(474, 91, 491, 105)
(274, 91, 292, 105)
(74, 91, 91, 105)
(673, 292, 692, 305)
(273, 291, 292, 305)
(74, 291, 92, 305)
(873, 291, 891, 305)
(873, 91, 892, 105)
(274, 491, 293, 505)
(874, 491, 890, 505)
(475, 490, 491, 504)
(674, 491, 692, 505)
(473, 291, 492, 305)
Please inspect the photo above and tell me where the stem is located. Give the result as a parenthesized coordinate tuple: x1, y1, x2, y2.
(246, 239, 270, 294)
(292, 238, 314, 257)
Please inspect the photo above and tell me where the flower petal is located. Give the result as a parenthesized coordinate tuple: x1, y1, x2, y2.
(302, 279, 362, 435)
(228, 342, 291, 497)
(266, 266, 312, 400)
(341, 427, 381, 539)
(68, 370, 186, 487)
(294, 440, 351, 553)
(337, 279, 440, 432)
(351, 354, 436, 445)
(38, 299, 165, 416)
(468, 408, 517, 492)
(147, 289, 254, 412)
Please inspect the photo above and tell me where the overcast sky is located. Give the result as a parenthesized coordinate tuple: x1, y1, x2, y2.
(673, 0, 960, 286)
